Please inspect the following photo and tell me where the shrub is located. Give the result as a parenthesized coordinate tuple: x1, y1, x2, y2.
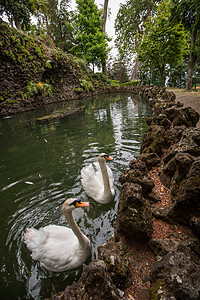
(80, 79, 94, 91)
(74, 87, 84, 94)
(24, 81, 53, 98)
(120, 80, 141, 87)
(110, 80, 120, 88)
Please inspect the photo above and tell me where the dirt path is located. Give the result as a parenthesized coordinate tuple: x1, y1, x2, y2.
(166, 88, 200, 127)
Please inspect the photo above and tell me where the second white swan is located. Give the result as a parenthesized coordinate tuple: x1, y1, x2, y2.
(24, 198, 91, 272)
(81, 153, 115, 204)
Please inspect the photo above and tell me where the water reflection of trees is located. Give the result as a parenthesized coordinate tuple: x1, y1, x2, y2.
(0, 92, 152, 300)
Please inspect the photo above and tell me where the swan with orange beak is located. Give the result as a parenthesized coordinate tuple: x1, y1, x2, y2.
(24, 198, 91, 272)
(81, 153, 115, 204)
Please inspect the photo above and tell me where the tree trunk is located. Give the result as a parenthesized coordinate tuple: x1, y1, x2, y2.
(131, 59, 141, 81)
(160, 67, 165, 86)
(130, 0, 152, 80)
(45, 14, 49, 36)
(186, 31, 197, 90)
(14, 17, 22, 30)
(103, 0, 109, 32)
(9, 15, 14, 28)
(102, 0, 109, 74)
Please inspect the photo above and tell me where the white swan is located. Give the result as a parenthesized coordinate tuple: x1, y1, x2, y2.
(24, 198, 91, 272)
(81, 153, 115, 204)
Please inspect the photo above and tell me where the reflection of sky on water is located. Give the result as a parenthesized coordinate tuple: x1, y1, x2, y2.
(0, 93, 150, 300)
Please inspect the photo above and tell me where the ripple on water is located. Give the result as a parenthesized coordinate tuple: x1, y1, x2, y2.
(0, 93, 151, 299)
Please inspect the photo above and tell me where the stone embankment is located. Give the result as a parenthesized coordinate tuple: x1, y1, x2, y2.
(51, 85, 200, 300)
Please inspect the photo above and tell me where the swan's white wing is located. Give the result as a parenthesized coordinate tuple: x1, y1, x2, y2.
(81, 162, 104, 201)
(81, 162, 115, 202)
(24, 225, 90, 272)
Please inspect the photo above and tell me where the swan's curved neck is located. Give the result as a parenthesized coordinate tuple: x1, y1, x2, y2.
(98, 159, 111, 196)
(63, 209, 87, 246)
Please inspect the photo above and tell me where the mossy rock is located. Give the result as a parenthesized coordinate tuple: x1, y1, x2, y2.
(37, 108, 84, 123)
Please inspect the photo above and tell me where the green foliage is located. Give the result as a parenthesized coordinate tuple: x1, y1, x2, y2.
(48, 0, 75, 51)
(120, 80, 141, 86)
(50, 47, 90, 76)
(51, 48, 73, 62)
(0, 22, 49, 76)
(79, 79, 94, 91)
(30, 0, 75, 52)
(91, 72, 110, 83)
(170, 0, 200, 89)
(73, 56, 88, 71)
(109, 80, 120, 88)
(24, 81, 53, 98)
(115, 0, 158, 57)
(138, 0, 189, 86)
(138, 61, 159, 85)
(170, 0, 200, 33)
(0, 0, 32, 30)
(74, 87, 84, 94)
(167, 59, 188, 87)
(107, 55, 130, 83)
(70, 0, 109, 69)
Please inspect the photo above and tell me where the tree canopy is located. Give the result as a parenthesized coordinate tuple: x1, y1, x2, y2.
(170, 0, 200, 89)
(114, 0, 159, 80)
(0, 0, 32, 30)
(138, 0, 189, 86)
(70, 0, 109, 70)
(0, 0, 199, 86)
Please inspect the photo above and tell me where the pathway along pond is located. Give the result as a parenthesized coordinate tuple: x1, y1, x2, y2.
(0, 93, 151, 300)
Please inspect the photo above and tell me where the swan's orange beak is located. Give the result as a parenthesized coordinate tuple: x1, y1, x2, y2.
(76, 201, 90, 208)
(105, 155, 113, 160)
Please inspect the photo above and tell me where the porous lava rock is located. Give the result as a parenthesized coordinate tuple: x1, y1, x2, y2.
(47, 85, 200, 300)
(150, 251, 200, 300)
(167, 157, 200, 225)
(98, 236, 129, 290)
(115, 182, 153, 240)
(140, 125, 166, 156)
(51, 260, 124, 300)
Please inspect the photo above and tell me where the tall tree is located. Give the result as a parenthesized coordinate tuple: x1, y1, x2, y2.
(102, 0, 109, 73)
(138, 0, 188, 86)
(70, 0, 109, 71)
(170, 0, 200, 90)
(102, 0, 108, 33)
(167, 59, 188, 88)
(48, 0, 74, 51)
(0, 0, 32, 30)
(107, 55, 129, 83)
(114, 0, 159, 81)
(30, 0, 49, 35)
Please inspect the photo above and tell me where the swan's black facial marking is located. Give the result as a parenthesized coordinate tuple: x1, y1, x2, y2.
(103, 154, 113, 161)
(69, 199, 82, 207)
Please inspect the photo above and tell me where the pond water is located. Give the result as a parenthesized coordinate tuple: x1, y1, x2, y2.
(0, 93, 151, 300)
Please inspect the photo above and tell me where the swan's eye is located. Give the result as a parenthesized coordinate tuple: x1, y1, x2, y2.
(69, 200, 80, 207)
(104, 154, 113, 161)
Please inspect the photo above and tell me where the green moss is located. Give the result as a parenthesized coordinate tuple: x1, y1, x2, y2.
(120, 80, 141, 86)
(74, 88, 84, 94)
(0, 21, 118, 107)
(110, 80, 120, 88)
(0, 21, 49, 78)
(149, 280, 166, 300)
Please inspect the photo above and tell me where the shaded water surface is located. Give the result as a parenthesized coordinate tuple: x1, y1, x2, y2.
(0, 93, 150, 299)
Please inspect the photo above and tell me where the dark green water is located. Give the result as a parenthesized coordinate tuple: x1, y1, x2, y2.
(0, 93, 150, 299)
